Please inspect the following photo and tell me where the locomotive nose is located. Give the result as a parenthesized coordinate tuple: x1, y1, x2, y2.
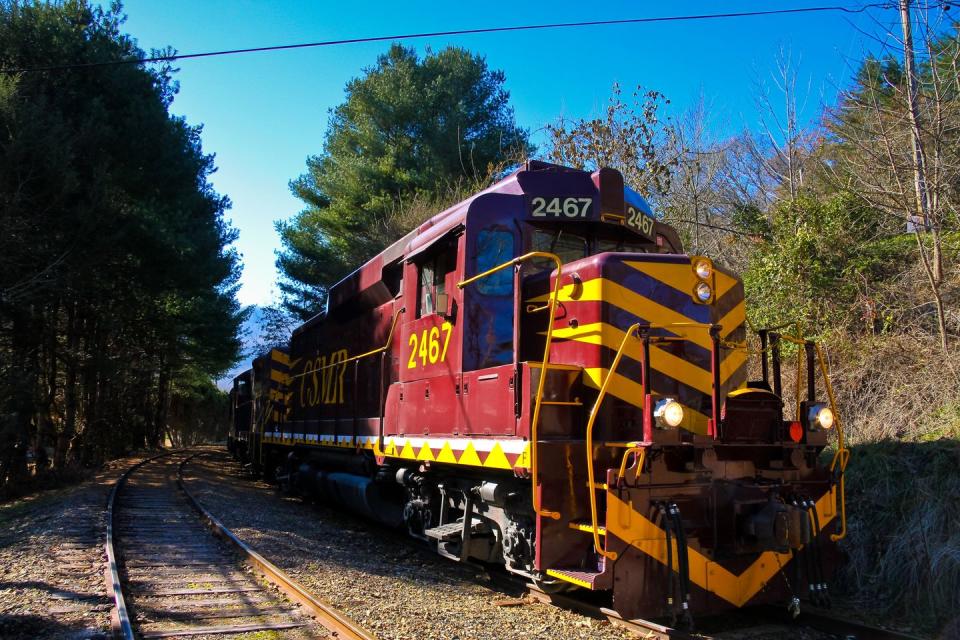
(548, 252, 749, 435)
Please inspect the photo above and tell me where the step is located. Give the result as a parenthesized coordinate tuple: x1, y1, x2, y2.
(546, 567, 610, 590)
(423, 518, 486, 542)
(568, 521, 606, 536)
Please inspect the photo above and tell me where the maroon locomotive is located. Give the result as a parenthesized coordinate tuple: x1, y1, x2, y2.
(230, 161, 849, 624)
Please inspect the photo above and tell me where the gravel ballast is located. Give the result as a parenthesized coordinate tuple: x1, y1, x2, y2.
(0, 458, 147, 640)
(183, 449, 634, 640)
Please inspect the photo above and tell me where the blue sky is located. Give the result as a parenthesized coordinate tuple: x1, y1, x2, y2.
(113, 1, 896, 307)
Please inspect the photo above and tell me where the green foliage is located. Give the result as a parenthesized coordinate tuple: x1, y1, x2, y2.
(277, 44, 532, 319)
(742, 192, 885, 331)
(0, 0, 244, 485)
(730, 204, 772, 239)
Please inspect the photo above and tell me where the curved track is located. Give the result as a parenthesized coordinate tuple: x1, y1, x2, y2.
(105, 450, 375, 640)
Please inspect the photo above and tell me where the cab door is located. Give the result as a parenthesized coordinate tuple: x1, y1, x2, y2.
(397, 234, 465, 436)
(461, 210, 520, 437)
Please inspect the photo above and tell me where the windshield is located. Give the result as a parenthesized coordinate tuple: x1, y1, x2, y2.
(530, 228, 588, 271)
(597, 237, 650, 254)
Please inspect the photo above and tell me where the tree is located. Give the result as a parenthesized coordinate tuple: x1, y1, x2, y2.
(823, 6, 959, 351)
(0, 1, 243, 491)
(546, 83, 677, 201)
(277, 44, 532, 319)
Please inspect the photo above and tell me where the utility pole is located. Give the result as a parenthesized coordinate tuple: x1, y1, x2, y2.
(899, 0, 930, 231)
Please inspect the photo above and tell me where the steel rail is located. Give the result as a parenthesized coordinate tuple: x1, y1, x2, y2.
(177, 451, 377, 640)
(526, 583, 925, 640)
(104, 450, 181, 640)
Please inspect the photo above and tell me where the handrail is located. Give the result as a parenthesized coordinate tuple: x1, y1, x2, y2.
(815, 342, 849, 541)
(770, 332, 849, 542)
(616, 444, 647, 485)
(458, 251, 564, 521)
(289, 308, 406, 381)
(584, 322, 643, 561)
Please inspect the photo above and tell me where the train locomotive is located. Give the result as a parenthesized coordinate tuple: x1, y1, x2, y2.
(228, 161, 849, 624)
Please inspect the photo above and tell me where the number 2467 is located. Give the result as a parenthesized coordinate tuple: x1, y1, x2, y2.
(408, 322, 453, 369)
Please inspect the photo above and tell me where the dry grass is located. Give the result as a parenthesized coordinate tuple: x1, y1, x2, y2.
(825, 333, 960, 443)
(740, 328, 960, 635)
(836, 439, 960, 636)
(800, 332, 960, 637)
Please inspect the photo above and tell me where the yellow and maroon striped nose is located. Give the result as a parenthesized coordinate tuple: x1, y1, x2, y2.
(547, 254, 748, 434)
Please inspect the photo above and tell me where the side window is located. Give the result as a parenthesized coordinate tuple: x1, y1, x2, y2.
(476, 229, 514, 295)
(417, 242, 456, 318)
(466, 227, 515, 370)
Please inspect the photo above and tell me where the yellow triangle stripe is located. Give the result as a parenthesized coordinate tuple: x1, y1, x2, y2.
(458, 442, 482, 467)
(416, 443, 435, 462)
(483, 442, 511, 469)
(399, 441, 416, 460)
(435, 442, 457, 464)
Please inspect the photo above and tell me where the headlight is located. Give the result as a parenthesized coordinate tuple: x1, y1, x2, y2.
(807, 403, 835, 429)
(654, 398, 684, 428)
(695, 282, 712, 302)
(694, 258, 713, 280)
(816, 406, 835, 429)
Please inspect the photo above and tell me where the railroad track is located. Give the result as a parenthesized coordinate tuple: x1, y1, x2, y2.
(179, 449, 928, 640)
(104, 450, 376, 640)
(525, 583, 927, 640)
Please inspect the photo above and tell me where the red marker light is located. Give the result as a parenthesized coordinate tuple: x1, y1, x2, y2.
(789, 421, 804, 443)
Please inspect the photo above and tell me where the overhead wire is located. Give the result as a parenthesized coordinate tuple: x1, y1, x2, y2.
(4, 3, 891, 74)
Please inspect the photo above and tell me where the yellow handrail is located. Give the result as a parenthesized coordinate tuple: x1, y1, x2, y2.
(617, 446, 646, 485)
(289, 308, 405, 381)
(584, 322, 643, 561)
(776, 333, 849, 542)
(458, 251, 564, 521)
(815, 342, 849, 541)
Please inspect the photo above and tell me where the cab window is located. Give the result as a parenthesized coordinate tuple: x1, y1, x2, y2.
(417, 242, 456, 317)
(476, 229, 514, 295)
(597, 238, 650, 254)
(530, 228, 587, 270)
(467, 227, 515, 370)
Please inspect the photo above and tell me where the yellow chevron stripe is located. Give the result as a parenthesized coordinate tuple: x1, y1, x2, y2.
(271, 349, 291, 366)
(582, 367, 710, 433)
(715, 269, 739, 300)
(606, 487, 837, 607)
(530, 277, 601, 304)
(624, 260, 695, 297)
(553, 322, 747, 395)
(270, 368, 290, 384)
(537, 278, 745, 344)
(535, 262, 740, 311)
(719, 300, 746, 335)
(536, 278, 721, 351)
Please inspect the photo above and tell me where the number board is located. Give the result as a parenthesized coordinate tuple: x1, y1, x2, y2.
(625, 203, 656, 240)
(526, 196, 595, 220)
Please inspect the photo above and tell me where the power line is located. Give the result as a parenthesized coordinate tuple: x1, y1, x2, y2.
(4, 3, 891, 74)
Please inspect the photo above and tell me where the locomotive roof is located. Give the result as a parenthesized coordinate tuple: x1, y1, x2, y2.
(296, 161, 670, 334)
